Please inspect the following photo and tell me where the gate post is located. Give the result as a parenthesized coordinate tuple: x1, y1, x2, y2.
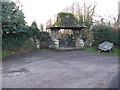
(51, 29, 59, 48)
(73, 30, 82, 48)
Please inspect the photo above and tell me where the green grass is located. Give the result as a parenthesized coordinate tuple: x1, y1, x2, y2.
(84, 46, 119, 55)
(102, 48, 119, 55)
(84, 46, 98, 52)
(1, 51, 13, 58)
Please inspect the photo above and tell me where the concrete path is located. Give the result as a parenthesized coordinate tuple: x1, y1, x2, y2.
(2, 50, 118, 88)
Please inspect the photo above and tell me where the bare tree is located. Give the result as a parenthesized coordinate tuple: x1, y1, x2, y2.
(46, 18, 52, 27)
(62, 2, 96, 27)
(40, 24, 44, 31)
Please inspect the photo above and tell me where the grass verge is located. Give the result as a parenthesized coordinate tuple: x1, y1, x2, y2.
(84, 46, 119, 55)
(1, 51, 13, 58)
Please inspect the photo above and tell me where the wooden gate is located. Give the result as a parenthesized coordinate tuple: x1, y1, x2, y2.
(59, 39, 75, 47)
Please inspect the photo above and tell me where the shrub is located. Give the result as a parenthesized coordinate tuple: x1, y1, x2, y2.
(92, 25, 118, 47)
(2, 1, 30, 51)
(38, 32, 50, 41)
(2, 33, 29, 51)
(2, 2, 39, 51)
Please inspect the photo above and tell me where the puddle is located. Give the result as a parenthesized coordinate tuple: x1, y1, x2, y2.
(3, 67, 31, 77)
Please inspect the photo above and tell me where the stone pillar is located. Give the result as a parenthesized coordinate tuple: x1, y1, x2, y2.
(55, 30, 58, 40)
(36, 39, 40, 49)
(51, 30, 55, 39)
(76, 37, 81, 48)
(51, 29, 59, 48)
(74, 30, 82, 48)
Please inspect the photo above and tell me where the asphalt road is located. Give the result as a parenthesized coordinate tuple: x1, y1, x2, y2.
(2, 50, 118, 88)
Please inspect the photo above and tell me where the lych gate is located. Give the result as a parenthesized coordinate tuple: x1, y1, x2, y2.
(46, 26, 86, 48)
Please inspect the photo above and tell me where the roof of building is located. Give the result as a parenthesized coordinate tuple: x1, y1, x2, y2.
(46, 26, 87, 30)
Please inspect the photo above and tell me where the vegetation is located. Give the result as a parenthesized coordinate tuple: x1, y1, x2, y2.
(92, 25, 119, 47)
(17, 39, 36, 51)
(2, 1, 26, 33)
(2, 1, 29, 51)
(51, 2, 96, 42)
(1, 1, 41, 58)
(62, 2, 96, 27)
(37, 32, 50, 48)
(53, 12, 78, 27)
(2, 1, 40, 51)
(61, 33, 73, 39)
(2, 39, 36, 58)
(1, 1, 119, 58)
(2, 51, 13, 58)
(29, 21, 40, 46)
(84, 46, 98, 52)
(40, 24, 44, 31)
(38, 32, 50, 41)
(84, 47, 119, 55)
(103, 48, 120, 55)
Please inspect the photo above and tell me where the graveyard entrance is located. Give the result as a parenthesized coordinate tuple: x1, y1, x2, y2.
(47, 26, 86, 48)
(59, 38, 75, 47)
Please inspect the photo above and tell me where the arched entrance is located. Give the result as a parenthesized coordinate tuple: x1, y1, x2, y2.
(46, 26, 86, 48)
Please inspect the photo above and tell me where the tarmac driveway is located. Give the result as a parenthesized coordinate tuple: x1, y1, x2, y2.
(2, 50, 118, 88)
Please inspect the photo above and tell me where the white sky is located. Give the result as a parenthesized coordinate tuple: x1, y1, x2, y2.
(12, 0, 120, 27)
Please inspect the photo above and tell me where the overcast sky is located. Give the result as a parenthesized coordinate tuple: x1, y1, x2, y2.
(12, 0, 120, 26)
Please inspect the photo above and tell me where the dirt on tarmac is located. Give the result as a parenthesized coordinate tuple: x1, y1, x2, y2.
(2, 49, 118, 88)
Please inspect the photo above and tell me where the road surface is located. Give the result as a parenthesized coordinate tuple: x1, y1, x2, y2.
(2, 50, 118, 88)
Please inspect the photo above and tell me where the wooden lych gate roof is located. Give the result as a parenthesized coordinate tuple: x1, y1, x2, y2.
(46, 26, 87, 30)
